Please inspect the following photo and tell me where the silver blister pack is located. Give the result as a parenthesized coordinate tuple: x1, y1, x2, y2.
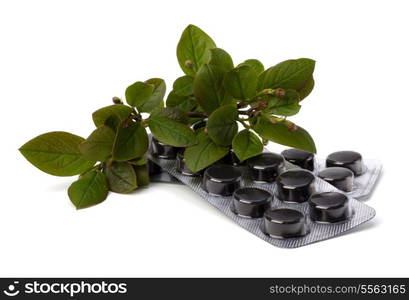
(313, 158, 382, 200)
(148, 152, 376, 248)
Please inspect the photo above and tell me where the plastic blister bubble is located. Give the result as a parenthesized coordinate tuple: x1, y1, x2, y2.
(314, 157, 382, 200)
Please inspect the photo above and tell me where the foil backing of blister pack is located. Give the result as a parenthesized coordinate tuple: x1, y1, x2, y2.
(148, 153, 376, 248)
(314, 158, 382, 200)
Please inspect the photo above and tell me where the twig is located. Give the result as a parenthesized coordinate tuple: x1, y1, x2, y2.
(186, 112, 208, 118)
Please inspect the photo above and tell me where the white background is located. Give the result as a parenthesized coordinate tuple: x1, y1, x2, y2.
(0, 0, 408, 277)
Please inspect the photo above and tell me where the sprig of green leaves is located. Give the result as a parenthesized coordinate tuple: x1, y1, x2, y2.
(20, 24, 318, 208)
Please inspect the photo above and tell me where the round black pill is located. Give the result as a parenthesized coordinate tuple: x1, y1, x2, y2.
(246, 153, 285, 182)
(326, 151, 363, 176)
(221, 149, 241, 166)
(202, 165, 241, 196)
(318, 167, 354, 192)
(276, 170, 315, 203)
(281, 148, 315, 171)
(151, 137, 181, 159)
(231, 188, 272, 218)
(191, 119, 207, 131)
(148, 159, 162, 175)
(263, 208, 308, 239)
(176, 151, 199, 176)
(309, 192, 352, 223)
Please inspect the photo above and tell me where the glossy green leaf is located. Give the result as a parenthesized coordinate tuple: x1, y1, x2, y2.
(177, 24, 216, 75)
(257, 58, 315, 92)
(173, 76, 194, 96)
(134, 164, 150, 187)
(19, 131, 95, 176)
(92, 105, 133, 128)
(206, 105, 238, 146)
(298, 76, 315, 100)
(79, 125, 115, 162)
(112, 121, 149, 161)
(224, 66, 257, 99)
(266, 89, 301, 116)
(184, 133, 230, 172)
(103, 114, 122, 131)
(237, 59, 264, 74)
(209, 48, 234, 72)
(126, 79, 166, 113)
(193, 64, 234, 114)
(139, 78, 166, 112)
(151, 107, 189, 124)
(104, 162, 137, 193)
(166, 91, 197, 112)
(68, 170, 108, 209)
(253, 116, 316, 153)
(232, 129, 263, 161)
(125, 81, 155, 108)
(148, 116, 196, 147)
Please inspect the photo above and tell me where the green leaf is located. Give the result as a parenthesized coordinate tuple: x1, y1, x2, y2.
(79, 125, 115, 162)
(184, 133, 230, 172)
(148, 116, 196, 147)
(266, 89, 301, 116)
(232, 129, 263, 161)
(112, 121, 149, 161)
(209, 48, 234, 72)
(125, 81, 154, 108)
(126, 78, 166, 113)
(68, 170, 108, 209)
(104, 162, 137, 193)
(151, 107, 189, 124)
(298, 76, 315, 100)
(19, 131, 95, 176)
(193, 64, 234, 114)
(206, 105, 238, 146)
(257, 58, 315, 92)
(224, 66, 257, 99)
(173, 76, 194, 96)
(253, 116, 316, 153)
(92, 105, 133, 128)
(166, 91, 197, 112)
(128, 157, 148, 166)
(139, 78, 166, 112)
(103, 114, 122, 130)
(238, 59, 264, 74)
(134, 164, 150, 187)
(177, 24, 216, 75)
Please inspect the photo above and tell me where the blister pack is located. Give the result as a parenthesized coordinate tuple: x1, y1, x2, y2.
(281, 149, 383, 200)
(148, 160, 180, 184)
(148, 141, 376, 248)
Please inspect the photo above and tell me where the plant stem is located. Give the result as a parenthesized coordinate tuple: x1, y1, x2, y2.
(237, 101, 248, 108)
(238, 107, 256, 116)
(141, 119, 149, 127)
(238, 118, 251, 129)
(186, 111, 208, 118)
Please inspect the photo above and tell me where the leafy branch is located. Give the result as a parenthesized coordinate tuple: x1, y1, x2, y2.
(19, 24, 317, 209)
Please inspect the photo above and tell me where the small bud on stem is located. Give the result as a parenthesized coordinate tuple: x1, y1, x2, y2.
(112, 97, 122, 104)
(287, 123, 298, 131)
(262, 88, 275, 95)
(274, 88, 286, 98)
(185, 60, 193, 69)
